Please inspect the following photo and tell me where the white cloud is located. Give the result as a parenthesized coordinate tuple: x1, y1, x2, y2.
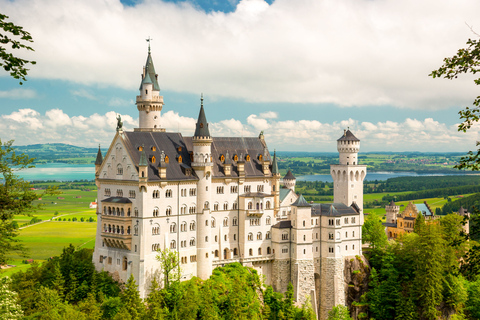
(71, 89, 97, 100)
(1, 0, 479, 109)
(3, 108, 478, 152)
(259, 111, 278, 119)
(0, 89, 37, 99)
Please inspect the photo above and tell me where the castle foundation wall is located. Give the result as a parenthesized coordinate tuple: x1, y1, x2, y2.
(319, 257, 345, 320)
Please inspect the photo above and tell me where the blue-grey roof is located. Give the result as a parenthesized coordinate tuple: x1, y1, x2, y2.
(337, 129, 359, 141)
(271, 150, 278, 174)
(139, 148, 148, 166)
(272, 220, 292, 229)
(139, 52, 160, 91)
(95, 146, 103, 165)
(292, 194, 311, 207)
(311, 203, 359, 217)
(279, 188, 291, 202)
(102, 197, 132, 204)
(415, 203, 433, 216)
(194, 104, 210, 138)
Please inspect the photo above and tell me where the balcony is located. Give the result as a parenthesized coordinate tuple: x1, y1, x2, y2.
(247, 209, 264, 217)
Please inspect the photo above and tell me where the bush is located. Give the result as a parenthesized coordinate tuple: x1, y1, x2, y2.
(80, 217, 85, 222)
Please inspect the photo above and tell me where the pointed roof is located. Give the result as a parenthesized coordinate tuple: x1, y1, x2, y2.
(292, 194, 311, 207)
(139, 148, 148, 167)
(337, 129, 360, 142)
(194, 95, 210, 138)
(95, 145, 103, 165)
(142, 71, 153, 85)
(284, 170, 295, 180)
(389, 200, 396, 206)
(139, 51, 160, 91)
(271, 150, 279, 174)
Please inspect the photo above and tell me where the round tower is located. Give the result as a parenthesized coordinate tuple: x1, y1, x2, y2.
(385, 200, 400, 224)
(283, 170, 296, 192)
(337, 129, 360, 165)
(135, 46, 165, 132)
(192, 95, 213, 280)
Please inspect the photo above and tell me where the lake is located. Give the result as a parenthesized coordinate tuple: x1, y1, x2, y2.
(14, 164, 467, 182)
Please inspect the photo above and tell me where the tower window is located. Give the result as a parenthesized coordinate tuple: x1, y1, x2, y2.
(200, 123, 204, 128)
(145, 89, 148, 94)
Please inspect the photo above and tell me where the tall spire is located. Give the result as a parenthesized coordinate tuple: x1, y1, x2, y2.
(139, 41, 160, 91)
(139, 147, 148, 167)
(95, 145, 103, 165)
(194, 93, 210, 138)
(272, 150, 278, 174)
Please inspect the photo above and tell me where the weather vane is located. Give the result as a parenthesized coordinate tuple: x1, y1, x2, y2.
(201, 93, 203, 107)
(146, 36, 153, 53)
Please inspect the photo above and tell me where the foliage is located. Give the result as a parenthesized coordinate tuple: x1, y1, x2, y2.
(0, 276, 23, 319)
(0, 13, 36, 84)
(119, 275, 145, 319)
(327, 305, 353, 320)
(155, 248, 181, 290)
(362, 213, 388, 250)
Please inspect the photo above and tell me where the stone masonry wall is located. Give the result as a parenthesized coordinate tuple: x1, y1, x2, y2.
(272, 259, 291, 293)
(292, 259, 315, 306)
(319, 257, 345, 320)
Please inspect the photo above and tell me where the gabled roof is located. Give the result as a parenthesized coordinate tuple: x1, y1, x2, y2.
(337, 129, 360, 142)
(292, 194, 311, 207)
(284, 170, 295, 180)
(279, 187, 291, 202)
(415, 203, 433, 216)
(311, 203, 359, 217)
(185, 136, 270, 178)
(122, 131, 197, 181)
(95, 145, 103, 165)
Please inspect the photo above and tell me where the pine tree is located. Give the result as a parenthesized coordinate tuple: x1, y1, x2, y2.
(145, 276, 168, 319)
(283, 283, 295, 319)
(119, 274, 145, 319)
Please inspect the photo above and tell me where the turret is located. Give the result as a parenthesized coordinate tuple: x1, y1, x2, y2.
(283, 170, 296, 192)
(95, 145, 103, 177)
(158, 150, 167, 179)
(261, 147, 270, 176)
(192, 94, 213, 280)
(337, 129, 360, 165)
(385, 200, 400, 223)
(271, 151, 280, 216)
(135, 46, 165, 132)
(138, 147, 148, 192)
(224, 150, 232, 176)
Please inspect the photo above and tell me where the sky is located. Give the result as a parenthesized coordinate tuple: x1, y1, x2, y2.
(1, 0, 480, 152)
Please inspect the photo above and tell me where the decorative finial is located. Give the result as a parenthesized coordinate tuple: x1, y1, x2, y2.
(146, 36, 153, 53)
(201, 93, 203, 107)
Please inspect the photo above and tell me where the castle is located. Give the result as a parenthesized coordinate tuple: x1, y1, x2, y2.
(92, 49, 366, 319)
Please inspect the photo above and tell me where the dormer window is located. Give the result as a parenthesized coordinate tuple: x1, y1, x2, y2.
(138, 146, 143, 151)
(150, 156, 156, 164)
(234, 154, 238, 161)
(245, 154, 250, 161)
(177, 155, 182, 163)
(200, 123, 204, 128)
(151, 146, 156, 151)
(177, 146, 182, 152)
(220, 154, 225, 162)
(165, 155, 169, 163)
(259, 154, 263, 161)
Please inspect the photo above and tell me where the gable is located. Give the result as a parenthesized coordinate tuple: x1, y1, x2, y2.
(99, 133, 138, 181)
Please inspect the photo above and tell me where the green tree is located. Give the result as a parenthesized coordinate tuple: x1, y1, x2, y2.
(0, 139, 58, 265)
(362, 213, 388, 250)
(326, 305, 353, 320)
(155, 248, 181, 290)
(0, 13, 36, 84)
(465, 276, 480, 319)
(119, 274, 145, 319)
(0, 276, 23, 319)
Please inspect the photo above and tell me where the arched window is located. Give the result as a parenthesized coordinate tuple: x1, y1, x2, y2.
(117, 164, 123, 175)
(181, 222, 187, 232)
(266, 201, 271, 209)
(267, 247, 271, 254)
(248, 202, 253, 210)
(249, 248, 253, 256)
(204, 201, 209, 209)
(166, 207, 172, 216)
(258, 247, 262, 255)
(170, 240, 176, 249)
(190, 238, 196, 246)
(232, 217, 238, 226)
(123, 257, 128, 270)
(223, 217, 228, 227)
(215, 250, 219, 257)
(170, 223, 176, 233)
(211, 218, 216, 228)
(248, 233, 253, 241)
(266, 216, 271, 225)
(214, 203, 219, 211)
(257, 232, 262, 240)
(233, 248, 238, 256)
(223, 202, 228, 210)
(266, 231, 271, 239)
(190, 221, 196, 231)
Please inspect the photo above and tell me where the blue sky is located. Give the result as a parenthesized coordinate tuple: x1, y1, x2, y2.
(1, 0, 480, 152)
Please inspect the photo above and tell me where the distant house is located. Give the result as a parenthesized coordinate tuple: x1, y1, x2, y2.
(89, 202, 97, 209)
(57, 197, 65, 200)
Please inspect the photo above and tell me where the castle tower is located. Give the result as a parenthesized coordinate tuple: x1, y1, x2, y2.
(385, 200, 399, 224)
(291, 195, 316, 307)
(272, 151, 281, 216)
(192, 95, 213, 279)
(135, 45, 165, 132)
(283, 170, 296, 192)
(331, 129, 367, 223)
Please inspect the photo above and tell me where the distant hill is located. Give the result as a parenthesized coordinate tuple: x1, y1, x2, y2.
(14, 143, 107, 164)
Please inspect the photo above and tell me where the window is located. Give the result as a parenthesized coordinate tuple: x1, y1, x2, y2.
(134, 208, 139, 217)
(266, 216, 271, 225)
(165, 189, 173, 198)
(99, 256, 103, 263)
(257, 232, 262, 240)
(266, 231, 271, 239)
(328, 219, 334, 226)
(116, 189, 123, 197)
(234, 248, 238, 256)
(248, 202, 253, 210)
(204, 201, 209, 209)
(245, 154, 250, 161)
(352, 231, 355, 237)
(181, 188, 187, 197)
(345, 232, 348, 238)
(166, 207, 172, 216)
(170, 240, 176, 249)
(223, 203, 228, 210)
(181, 222, 187, 232)
(216, 186, 224, 194)
(211, 218, 216, 228)
(230, 186, 238, 193)
(232, 217, 238, 226)
(258, 248, 262, 255)
(282, 232, 289, 240)
(214, 203, 219, 211)
(190, 221, 196, 231)
(189, 188, 196, 196)
(190, 238, 196, 246)
(244, 185, 251, 193)
(129, 190, 136, 198)
(249, 248, 253, 256)
(152, 190, 159, 198)
(181, 205, 187, 214)
(336, 232, 340, 240)
(257, 185, 264, 192)
(248, 233, 253, 241)
(336, 219, 340, 226)
(153, 208, 159, 217)
(189, 206, 196, 214)
(117, 164, 123, 175)
(223, 218, 228, 227)
(233, 202, 238, 210)
(152, 225, 160, 235)
(267, 247, 271, 254)
(108, 257, 112, 264)
(105, 188, 111, 196)
(266, 201, 271, 209)
(190, 255, 196, 262)
(329, 247, 334, 253)
(351, 217, 356, 223)
(234, 234, 237, 240)
(344, 218, 348, 224)
(329, 233, 334, 240)
(282, 247, 288, 253)
(152, 243, 160, 251)
(250, 218, 260, 226)
(170, 223, 177, 233)
(215, 250, 219, 257)
(215, 235, 218, 242)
